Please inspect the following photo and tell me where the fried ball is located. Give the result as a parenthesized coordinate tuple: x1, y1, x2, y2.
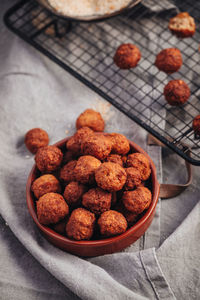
(66, 127, 94, 156)
(169, 12, 195, 38)
(66, 208, 95, 240)
(108, 133, 130, 155)
(105, 154, 123, 167)
(164, 79, 190, 106)
(74, 155, 101, 184)
(81, 134, 112, 160)
(35, 146, 63, 173)
(193, 115, 200, 135)
(37, 192, 69, 225)
(115, 202, 138, 226)
(126, 153, 151, 181)
(59, 160, 77, 184)
(82, 187, 112, 215)
(98, 210, 127, 237)
(62, 150, 76, 164)
(114, 43, 141, 69)
(124, 167, 142, 190)
(95, 162, 127, 192)
(25, 128, 49, 154)
(52, 217, 69, 234)
(63, 181, 87, 207)
(122, 186, 152, 214)
(155, 48, 182, 74)
(31, 174, 61, 199)
(76, 109, 105, 132)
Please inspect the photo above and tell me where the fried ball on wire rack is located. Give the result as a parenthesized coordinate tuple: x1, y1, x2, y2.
(164, 79, 190, 106)
(155, 48, 182, 74)
(168, 12, 195, 38)
(114, 43, 141, 69)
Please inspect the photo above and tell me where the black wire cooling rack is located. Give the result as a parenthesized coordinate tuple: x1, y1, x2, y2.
(4, 0, 200, 165)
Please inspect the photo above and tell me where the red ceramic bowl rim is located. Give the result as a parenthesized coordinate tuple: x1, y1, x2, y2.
(26, 137, 160, 247)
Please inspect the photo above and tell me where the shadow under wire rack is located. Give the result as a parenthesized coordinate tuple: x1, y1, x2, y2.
(4, 0, 200, 165)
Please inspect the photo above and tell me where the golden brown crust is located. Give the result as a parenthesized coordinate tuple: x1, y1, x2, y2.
(76, 109, 105, 132)
(193, 115, 200, 135)
(155, 48, 182, 74)
(66, 208, 95, 240)
(122, 187, 152, 214)
(25, 128, 49, 154)
(108, 133, 130, 155)
(63, 181, 87, 207)
(169, 12, 195, 38)
(98, 210, 127, 237)
(66, 127, 94, 155)
(114, 43, 141, 69)
(81, 134, 112, 160)
(124, 167, 142, 190)
(74, 155, 101, 184)
(164, 79, 190, 106)
(105, 154, 123, 167)
(32, 174, 61, 199)
(35, 146, 63, 173)
(37, 192, 69, 225)
(126, 153, 151, 181)
(95, 162, 127, 192)
(82, 187, 112, 215)
(59, 160, 77, 184)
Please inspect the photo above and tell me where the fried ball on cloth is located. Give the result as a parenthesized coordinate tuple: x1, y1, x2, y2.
(37, 192, 69, 225)
(76, 109, 105, 132)
(164, 79, 190, 106)
(59, 160, 77, 184)
(66, 127, 94, 156)
(155, 48, 182, 74)
(66, 208, 95, 240)
(95, 162, 127, 192)
(35, 146, 63, 173)
(105, 154, 123, 167)
(98, 210, 127, 237)
(81, 134, 112, 160)
(168, 12, 195, 38)
(63, 181, 87, 207)
(124, 167, 142, 191)
(122, 186, 152, 214)
(126, 153, 151, 181)
(82, 187, 112, 215)
(25, 128, 49, 154)
(74, 155, 101, 184)
(108, 133, 130, 155)
(193, 115, 200, 135)
(31, 174, 61, 199)
(114, 43, 141, 69)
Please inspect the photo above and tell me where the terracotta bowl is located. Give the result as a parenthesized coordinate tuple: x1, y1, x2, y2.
(26, 137, 160, 257)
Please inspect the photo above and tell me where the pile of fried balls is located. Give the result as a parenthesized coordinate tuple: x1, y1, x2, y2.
(25, 109, 152, 240)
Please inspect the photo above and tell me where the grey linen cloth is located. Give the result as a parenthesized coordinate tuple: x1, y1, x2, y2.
(0, 1, 200, 299)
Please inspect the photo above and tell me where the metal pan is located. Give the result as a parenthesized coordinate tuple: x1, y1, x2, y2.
(36, 0, 141, 22)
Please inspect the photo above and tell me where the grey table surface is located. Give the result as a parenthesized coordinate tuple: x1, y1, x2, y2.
(0, 1, 200, 299)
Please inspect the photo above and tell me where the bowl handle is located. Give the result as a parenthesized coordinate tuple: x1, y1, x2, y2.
(148, 134, 193, 199)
